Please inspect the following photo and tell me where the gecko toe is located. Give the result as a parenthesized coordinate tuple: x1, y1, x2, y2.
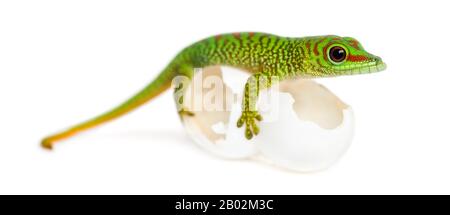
(251, 123, 259, 135)
(245, 127, 253, 140)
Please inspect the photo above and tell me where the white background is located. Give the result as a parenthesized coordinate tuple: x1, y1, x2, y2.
(1, 0, 449, 194)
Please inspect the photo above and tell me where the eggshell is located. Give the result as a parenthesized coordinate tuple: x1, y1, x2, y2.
(180, 66, 355, 172)
(253, 79, 354, 172)
(181, 66, 258, 159)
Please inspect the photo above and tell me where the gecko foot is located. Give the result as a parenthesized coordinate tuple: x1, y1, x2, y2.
(237, 110, 262, 140)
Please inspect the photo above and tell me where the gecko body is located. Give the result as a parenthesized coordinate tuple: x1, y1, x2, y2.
(42, 32, 386, 148)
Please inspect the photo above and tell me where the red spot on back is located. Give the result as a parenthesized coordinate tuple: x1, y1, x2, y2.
(248, 32, 255, 38)
(232, 32, 241, 39)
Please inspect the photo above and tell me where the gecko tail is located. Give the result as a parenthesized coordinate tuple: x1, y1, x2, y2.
(41, 66, 176, 150)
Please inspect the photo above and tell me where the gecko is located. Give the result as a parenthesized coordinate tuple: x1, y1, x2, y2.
(41, 32, 386, 149)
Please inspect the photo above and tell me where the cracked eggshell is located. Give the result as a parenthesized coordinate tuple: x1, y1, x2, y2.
(181, 66, 258, 159)
(253, 79, 354, 172)
(181, 66, 354, 172)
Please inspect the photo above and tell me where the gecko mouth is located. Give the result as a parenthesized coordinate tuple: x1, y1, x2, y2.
(345, 61, 387, 75)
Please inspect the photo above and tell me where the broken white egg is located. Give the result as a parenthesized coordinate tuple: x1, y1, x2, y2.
(179, 66, 354, 172)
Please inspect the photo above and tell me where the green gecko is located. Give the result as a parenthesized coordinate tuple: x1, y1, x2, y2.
(42, 32, 386, 149)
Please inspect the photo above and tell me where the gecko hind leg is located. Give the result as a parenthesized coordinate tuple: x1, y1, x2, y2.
(174, 83, 195, 117)
(177, 106, 196, 119)
(173, 65, 196, 118)
(178, 108, 195, 117)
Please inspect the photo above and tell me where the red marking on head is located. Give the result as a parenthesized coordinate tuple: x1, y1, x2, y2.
(313, 38, 325, 56)
(232, 32, 241, 39)
(248, 32, 255, 38)
(322, 41, 365, 63)
(322, 43, 331, 61)
(347, 54, 368, 62)
(348, 40, 360, 50)
(306, 41, 311, 55)
(313, 45, 319, 56)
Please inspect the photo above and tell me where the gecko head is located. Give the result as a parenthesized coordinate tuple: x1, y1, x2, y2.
(306, 36, 386, 77)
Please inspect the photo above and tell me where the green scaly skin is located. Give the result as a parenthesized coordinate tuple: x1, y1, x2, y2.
(41, 32, 386, 149)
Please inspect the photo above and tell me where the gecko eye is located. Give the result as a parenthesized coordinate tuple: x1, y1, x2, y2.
(328, 46, 347, 64)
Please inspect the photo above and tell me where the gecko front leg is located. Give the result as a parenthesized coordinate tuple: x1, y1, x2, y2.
(237, 73, 272, 139)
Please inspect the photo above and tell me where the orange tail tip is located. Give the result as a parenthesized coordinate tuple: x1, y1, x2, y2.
(41, 138, 54, 150)
(41, 129, 79, 150)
